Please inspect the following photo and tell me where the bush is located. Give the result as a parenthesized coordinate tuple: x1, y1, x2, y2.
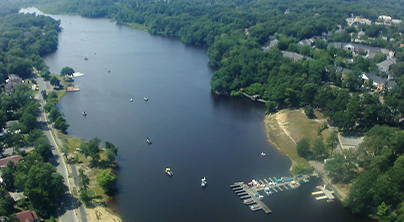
(304, 106, 315, 119)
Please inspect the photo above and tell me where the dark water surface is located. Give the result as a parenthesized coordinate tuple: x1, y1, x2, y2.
(23, 7, 373, 222)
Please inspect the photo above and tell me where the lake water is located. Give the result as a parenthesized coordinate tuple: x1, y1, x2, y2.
(22, 7, 373, 222)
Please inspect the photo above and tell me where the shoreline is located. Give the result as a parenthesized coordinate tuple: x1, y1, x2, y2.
(262, 108, 348, 202)
(42, 74, 123, 222)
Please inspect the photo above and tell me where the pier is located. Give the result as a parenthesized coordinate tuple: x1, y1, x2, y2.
(66, 85, 80, 92)
(230, 175, 311, 214)
(311, 185, 335, 201)
(242, 92, 267, 104)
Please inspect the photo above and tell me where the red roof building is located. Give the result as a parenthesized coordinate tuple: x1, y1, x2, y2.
(0, 155, 22, 168)
(15, 210, 39, 222)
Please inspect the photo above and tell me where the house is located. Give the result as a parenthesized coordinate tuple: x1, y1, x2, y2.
(346, 16, 372, 26)
(392, 19, 402, 25)
(263, 39, 279, 51)
(362, 72, 396, 90)
(8, 192, 27, 202)
(377, 58, 396, 75)
(298, 37, 316, 46)
(343, 43, 355, 51)
(15, 210, 39, 222)
(5, 74, 22, 94)
(336, 66, 353, 75)
(281, 51, 312, 61)
(329, 42, 394, 57)
(358, 30, 366, 37)
(0, 155, 22, 168)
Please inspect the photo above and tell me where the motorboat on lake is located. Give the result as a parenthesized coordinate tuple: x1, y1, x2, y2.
(82, 111, 86, 116)
(201, 176, 207, 188)
(261, 151, 266, 156)
(165, 167, 173, 176)
(130, 98, 133, 102)
(107, 69, 110, 73)
(146, 137, 152, 144)
(84, 57, 88, 60)
(144, 96, 149, 101)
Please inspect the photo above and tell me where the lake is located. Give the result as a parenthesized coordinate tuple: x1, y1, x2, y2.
(22, 7, 373, 222)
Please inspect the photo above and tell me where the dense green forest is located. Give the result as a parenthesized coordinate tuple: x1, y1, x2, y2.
(4, 0, 404, 220)
(0, 11, 67, 220)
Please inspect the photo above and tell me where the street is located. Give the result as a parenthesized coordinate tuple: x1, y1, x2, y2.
(35, 75, 87, 222)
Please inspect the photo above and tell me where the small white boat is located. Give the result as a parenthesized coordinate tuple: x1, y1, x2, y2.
(261, 151, 266, 156)
(130, 98, 133, 102)
(165, 167, 173, 176)
(146, 137, 152, 144)
(107, 69, 110, 73)
(144, 97, 149, 101)
(82, 111, 87, 116)
(201, 176, 207, 188)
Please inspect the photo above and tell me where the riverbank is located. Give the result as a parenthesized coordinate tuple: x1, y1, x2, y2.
(264, 108, 349, 200)
(44, 75, 123, 222)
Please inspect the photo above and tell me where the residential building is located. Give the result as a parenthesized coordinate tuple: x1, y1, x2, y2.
(377, 58, 396, 76)
(5, 74, 22, 94)
(0, 155, 22, 168)
(346, 16, 372, 26)
(15, 210, 39, 222)
(362, 72, 396, 90)
(281, 51, 312, 61)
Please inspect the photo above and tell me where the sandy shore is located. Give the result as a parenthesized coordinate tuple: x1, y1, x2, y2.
(263, 108, 348, 200)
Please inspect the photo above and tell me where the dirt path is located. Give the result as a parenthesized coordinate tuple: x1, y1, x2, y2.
(275, 111, 297, 145)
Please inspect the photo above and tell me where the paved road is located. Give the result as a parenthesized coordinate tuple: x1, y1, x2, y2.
(35, 76, 87, 222)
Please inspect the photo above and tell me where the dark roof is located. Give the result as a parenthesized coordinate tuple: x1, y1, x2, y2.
(15, 210, 39, 222)
(364, 72, 396, 87)
(0, 155, 22, 167)
(329, 42, 393, 55)
(336, 66, 353, 74)
(281, 51, 312, 61)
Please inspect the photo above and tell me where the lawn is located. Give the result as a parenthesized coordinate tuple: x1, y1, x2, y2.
(265, 108, 330, 173)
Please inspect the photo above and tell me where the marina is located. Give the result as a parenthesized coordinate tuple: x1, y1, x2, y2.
(230, 175, 311, 214)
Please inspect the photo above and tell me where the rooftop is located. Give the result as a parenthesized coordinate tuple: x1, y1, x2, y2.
(15, 210, 39, 222)
(0, 155, 22, 168)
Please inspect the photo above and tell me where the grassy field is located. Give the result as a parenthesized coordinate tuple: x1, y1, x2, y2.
(265, 108, 330, 174)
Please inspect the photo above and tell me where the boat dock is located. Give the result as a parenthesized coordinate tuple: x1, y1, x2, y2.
(66, 85, 80, 92)
(230, 183, 272, 214)
(311, 185, 335, 201)
(230, 175, 311, 214)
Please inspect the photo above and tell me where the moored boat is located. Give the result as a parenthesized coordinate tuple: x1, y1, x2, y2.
(261, 151, 266, 156)
(82, 111, 87, 116)
(146, 137, 152, 144)
(130, 98, 133, 102)
(165, 167, 173, 176)
(144, 96, 149, 101)
(201, 176, 207, 188)
(243, 198, 255, 205)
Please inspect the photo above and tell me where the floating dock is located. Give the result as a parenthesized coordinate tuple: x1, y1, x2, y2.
(311, 185, 335, 201)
